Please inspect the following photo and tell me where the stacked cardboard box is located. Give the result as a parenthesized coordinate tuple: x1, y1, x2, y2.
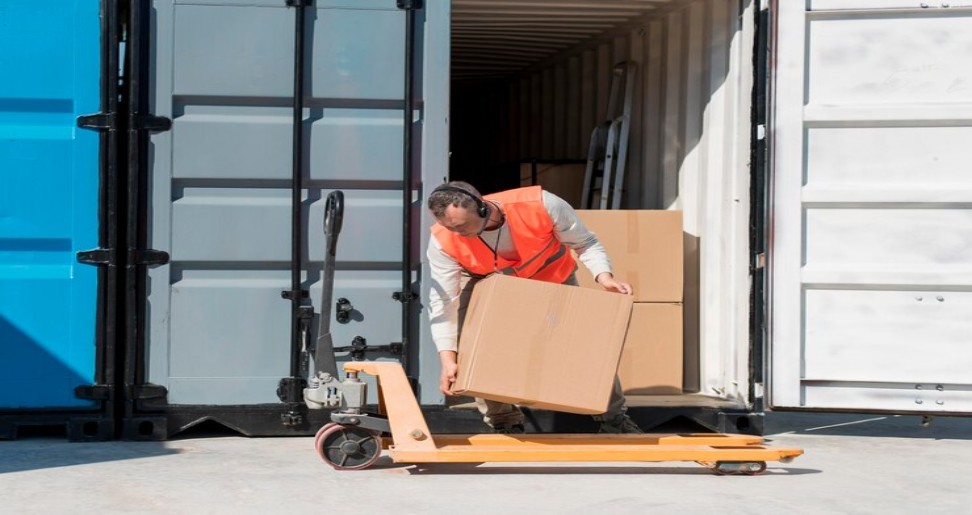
(576, 210, 684, 394)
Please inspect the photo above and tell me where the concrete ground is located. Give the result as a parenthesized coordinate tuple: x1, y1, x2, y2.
(1, 412, 970, 514)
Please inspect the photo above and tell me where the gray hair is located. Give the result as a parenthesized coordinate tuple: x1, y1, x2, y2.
(427, 181, 482, 219)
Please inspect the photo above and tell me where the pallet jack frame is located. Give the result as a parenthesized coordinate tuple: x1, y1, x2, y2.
(312, 361, 803, 474)
(304, 191, 802, 473)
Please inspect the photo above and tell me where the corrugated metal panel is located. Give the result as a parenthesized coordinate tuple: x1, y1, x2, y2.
(770, 3, 972, 414)
(450, 0, 757, 402)
(0, 1, 101, 409)
(148, 2, 409, 406)
(452, 0, 681, 80)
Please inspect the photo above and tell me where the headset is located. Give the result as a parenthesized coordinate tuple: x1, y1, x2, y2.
(431, 185, 491, 219)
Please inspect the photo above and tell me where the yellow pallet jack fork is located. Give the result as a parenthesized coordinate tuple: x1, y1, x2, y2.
(310, 362, 803, 474)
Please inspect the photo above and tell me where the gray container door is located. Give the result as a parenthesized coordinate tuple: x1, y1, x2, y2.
(770, 1, 972, 414)
(148, 0, 410, 405)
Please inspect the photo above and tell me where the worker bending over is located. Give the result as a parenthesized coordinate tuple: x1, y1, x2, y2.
(426, 181, 643, 434)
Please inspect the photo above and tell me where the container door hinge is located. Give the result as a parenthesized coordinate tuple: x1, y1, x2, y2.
(133, 114, 172, 133)
(128, 384, 168, 401)
(75, 384, 113, 401)
(77, 113, 117, 131)
(131, 249, 170, 266)
(754, 252, 766, 270)
(77, 248, 117, 266)
(397, 0, 422, 9)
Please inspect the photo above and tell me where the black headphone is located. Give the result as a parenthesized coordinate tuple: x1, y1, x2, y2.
(431, 185, 490, 219)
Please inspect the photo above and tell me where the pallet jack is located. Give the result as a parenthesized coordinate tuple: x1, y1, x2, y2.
(302, 191, 803, 473)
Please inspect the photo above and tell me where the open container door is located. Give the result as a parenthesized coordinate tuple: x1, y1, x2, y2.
(136, 0, 426, 438)
(769, 1, 972, 414)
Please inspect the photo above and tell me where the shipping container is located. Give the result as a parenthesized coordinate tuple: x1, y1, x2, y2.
(3, 0, 970, 439)
(0, 0, 121, 440)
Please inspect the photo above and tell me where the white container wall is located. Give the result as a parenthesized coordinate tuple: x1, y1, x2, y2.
(770, 1, 972, 413)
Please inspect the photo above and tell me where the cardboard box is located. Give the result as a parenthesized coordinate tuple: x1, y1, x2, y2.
(618, 303, 684, 395)
(519, 162, 586, 208)
(454, 274, 634, 415)
(575, 210, 684, 302)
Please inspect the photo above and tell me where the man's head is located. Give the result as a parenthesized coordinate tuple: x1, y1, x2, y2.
(428, 181, 490, 237)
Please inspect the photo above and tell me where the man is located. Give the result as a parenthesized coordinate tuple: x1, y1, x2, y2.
(426, 180, 643, 434)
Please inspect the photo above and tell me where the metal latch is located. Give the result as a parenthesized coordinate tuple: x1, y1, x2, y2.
(336, 298, 353, 323)
(277, 377, 308, 403)
(280, 290, 309, 300)
(392, 291, 418, 303)
(397, 0, 423, 9)
(334, 336, 403, 361)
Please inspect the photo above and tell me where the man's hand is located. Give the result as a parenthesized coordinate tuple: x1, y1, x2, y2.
(595, 272, 633, 295)
(439, 350, 459, 396)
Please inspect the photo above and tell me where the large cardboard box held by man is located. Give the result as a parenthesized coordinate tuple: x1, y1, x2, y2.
(575, 210, 683, 302)
(453, 274, 634, 415)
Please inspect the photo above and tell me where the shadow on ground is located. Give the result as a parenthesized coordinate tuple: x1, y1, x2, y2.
(0, 439, 182, 475)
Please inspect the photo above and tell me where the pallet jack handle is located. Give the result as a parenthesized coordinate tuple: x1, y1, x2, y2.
(313, 190, 345, 378)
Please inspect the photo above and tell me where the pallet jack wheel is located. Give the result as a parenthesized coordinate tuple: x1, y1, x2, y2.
(713, 461, 767, 476)
(314, 423, 339, 452)
(316, 424, 382, 470)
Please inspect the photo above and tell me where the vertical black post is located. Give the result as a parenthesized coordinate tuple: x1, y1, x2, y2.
(289, 0, 307, 379)
(395, 0, 422, 380)
(119, 0, 171, 440)
(278, 0, 312, 428)
(125, 0, 147, 433)
(101, 0, 123, 440)
(749, 0, 770, 413)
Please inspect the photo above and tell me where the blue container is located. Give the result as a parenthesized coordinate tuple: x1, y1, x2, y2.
(0, 1, 101, 408)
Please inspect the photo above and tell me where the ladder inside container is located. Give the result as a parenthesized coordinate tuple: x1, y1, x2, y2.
(581, 62, 637, 210)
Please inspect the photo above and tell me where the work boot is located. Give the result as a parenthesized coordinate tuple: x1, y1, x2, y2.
(597, 414, 644, 434)
(492, 423, 526, 434)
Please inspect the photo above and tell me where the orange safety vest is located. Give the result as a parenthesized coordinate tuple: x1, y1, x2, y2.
(431, 186, 576, 282)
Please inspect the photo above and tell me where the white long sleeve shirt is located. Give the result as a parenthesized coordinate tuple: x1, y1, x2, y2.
(426, 191, 612, 352)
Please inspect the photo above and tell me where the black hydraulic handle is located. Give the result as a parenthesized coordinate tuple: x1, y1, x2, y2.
(315, 190, 345, 378)
(324, 190, 344, 246)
